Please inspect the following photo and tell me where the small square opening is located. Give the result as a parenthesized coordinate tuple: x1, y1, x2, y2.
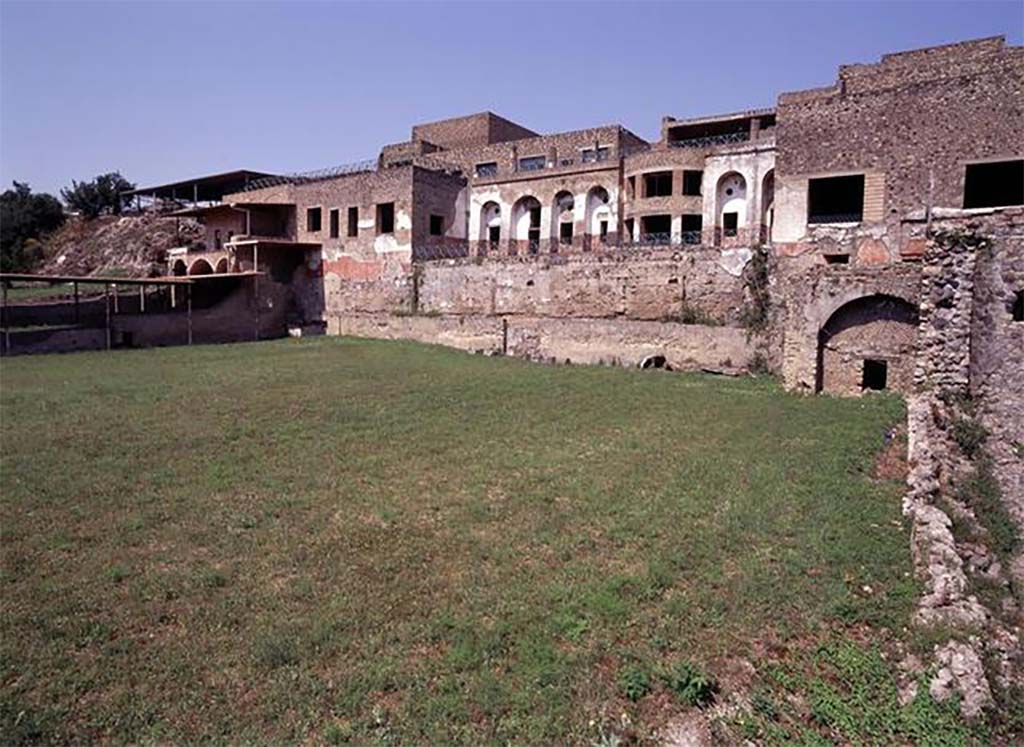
(429, 214, 444, 236)
(559, 222, 573, 245)
(722, 212, 738, 237)
(347, 207, 358, 237)
(862, 359, 888, 391)
(682, 170, 703, 196)
(306, 207, 322, 233)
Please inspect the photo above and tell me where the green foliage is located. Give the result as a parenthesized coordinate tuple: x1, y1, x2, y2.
(955, 456, 1019, 559)
(0, 181, 65, 272)
(740, 244, 771, 332)
(60, 171, 135, 219)
(660, 660, 716, 707)
(950, 416, 988, 457)
(618, 664, 652, 702)
(677, 304, 721, 326)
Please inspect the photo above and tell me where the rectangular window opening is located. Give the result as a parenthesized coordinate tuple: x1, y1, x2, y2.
(624, 218, 635, 241)
(862, 359, 888, 391)
(488, 225, 501, 246)
(599, 219, 609, 241)
(643, 171, 673, 198)
(475, 162, 498, 178)
(682, 170, 703, 196)
(347, 207, 358, 237)
(1011, 289, 1024, 322)
(518, 155, 546, 172)
(640, 214, 672, 242)
(559, 222, 574, 245)
(807, 174, 864, 224)
(963, 160, 1024, 209)
(722, 212, 738, 237)
(329, 208, 339, 239)
(429, 214, 444, 236)
(306, 207, 322, 233)
(376, 203, 394, 235)
(681, 214, 702, 244)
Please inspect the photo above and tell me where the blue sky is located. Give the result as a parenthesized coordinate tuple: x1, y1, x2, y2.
(1, 0, 1021, 195)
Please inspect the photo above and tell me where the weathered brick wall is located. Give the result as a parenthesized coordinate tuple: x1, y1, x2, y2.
(415, 247, 748, 323)
(773, 37, 1024, 256)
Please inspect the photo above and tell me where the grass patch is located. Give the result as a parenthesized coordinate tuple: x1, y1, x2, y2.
(0, 336, 923, 744)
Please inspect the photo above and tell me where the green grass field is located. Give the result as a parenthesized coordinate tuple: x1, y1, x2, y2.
(0, 338, 987, 745)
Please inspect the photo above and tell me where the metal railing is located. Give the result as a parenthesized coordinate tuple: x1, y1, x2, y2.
(667, 131, 749, 149)
(807, 213, 863, 224)
(243, 159, 378, 192)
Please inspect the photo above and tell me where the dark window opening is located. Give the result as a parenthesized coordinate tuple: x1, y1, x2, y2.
(306, 207, 322, 232)
(722, 212, 738, 237)
(862, 359, 888, 391)
(682, 170, 703, 196)
(347, 207, 358, 237)
(628, 176, 636, 200)
(963, 160, 1024, 209)
(640, 214, 671, 242)
(376, 203, 394, 235)
(488, 225, 501, 246)
(528, 207, 541, 253)
(1011, 289, 1024, 322)
(559, 222, 573, 245)
(643, 171, 673, 198)
(824, 254, 850, 265)
(624, 218, 635, 241)
(681, 214, 702, 244)
(519, 155, 546, 172)
(599, 220, 609, 241)
(214, 229, 222, 250)
(329, 208, 340, 239)
(429, 214, 444, 236)
(475, 162, 498, 178)
(581, 146, 611, 163)
(808, 174, 864, 224)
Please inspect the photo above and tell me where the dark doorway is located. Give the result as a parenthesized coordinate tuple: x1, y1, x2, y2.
(862, 359, 888, 391)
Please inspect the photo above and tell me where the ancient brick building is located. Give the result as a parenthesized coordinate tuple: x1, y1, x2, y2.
(120, 36, 1022, 402)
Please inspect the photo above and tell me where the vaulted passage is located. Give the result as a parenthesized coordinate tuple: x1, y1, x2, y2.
(817, 294, 919, 395)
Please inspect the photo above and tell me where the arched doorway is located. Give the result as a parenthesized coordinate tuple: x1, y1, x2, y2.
(511, 195, 542, 254)
(171, 259, 187, 277)
(479, 201, 501, 254)
(817, 294, 918, 395)
(716, 172, 747, 242)
(552, 191, 574, 251)
(760, 170, 775, 244)
(585, 186, 611, 247)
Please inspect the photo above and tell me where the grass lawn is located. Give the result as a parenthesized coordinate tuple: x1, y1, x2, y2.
(0, 338, 985, 745)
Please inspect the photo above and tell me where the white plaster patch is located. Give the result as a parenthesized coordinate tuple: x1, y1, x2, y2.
(374, 235, 411, 254)
(357, 219, 375, 229)
(396, 210, 412, 231)
(718, 248, 753, 276)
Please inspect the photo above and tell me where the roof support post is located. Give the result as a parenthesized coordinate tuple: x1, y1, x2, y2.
(105, 283, 112, 351)
(73, 282, 79, 324)
(2, 281, 9, 354)
(139, 284, 145, 313)
(186, 284, 193, 345)
(253, 245, 260, 342)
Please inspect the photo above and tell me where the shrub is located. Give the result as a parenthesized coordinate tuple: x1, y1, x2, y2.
(61, 172, 135, 219)
(950, 416, 988, 457)
(618, 664, 652, 702)
(660, 660, 717, 707)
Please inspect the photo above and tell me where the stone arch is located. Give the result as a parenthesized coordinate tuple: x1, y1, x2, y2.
(188, 258, 214, 276)
(551, 190, 575, 248)
(171, 259, 187, 277)
(817, 294, 919, 395)
(478, 201, 501, 246)
(716, 171, 747, 237)
(585, 186, 611, 239)
(511, 195, 542, 254)
(214, 257, 228, 274)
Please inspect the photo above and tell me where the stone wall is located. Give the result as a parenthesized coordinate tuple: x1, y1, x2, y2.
(328, 312, 754, 373)
(415, 247, 749, 323)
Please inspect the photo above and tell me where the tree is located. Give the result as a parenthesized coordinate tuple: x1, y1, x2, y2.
(0, 182, 65, 272)
(61, 171, 136, 219)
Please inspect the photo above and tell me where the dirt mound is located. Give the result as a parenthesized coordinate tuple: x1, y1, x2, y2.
(40, 213, 201, 278)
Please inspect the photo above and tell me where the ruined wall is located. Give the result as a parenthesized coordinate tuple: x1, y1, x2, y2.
(415, 247, 749, 323)
(773, 37, 1024, 258)
(778, 263, 921, 393)
(329, 312, 754, 373)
